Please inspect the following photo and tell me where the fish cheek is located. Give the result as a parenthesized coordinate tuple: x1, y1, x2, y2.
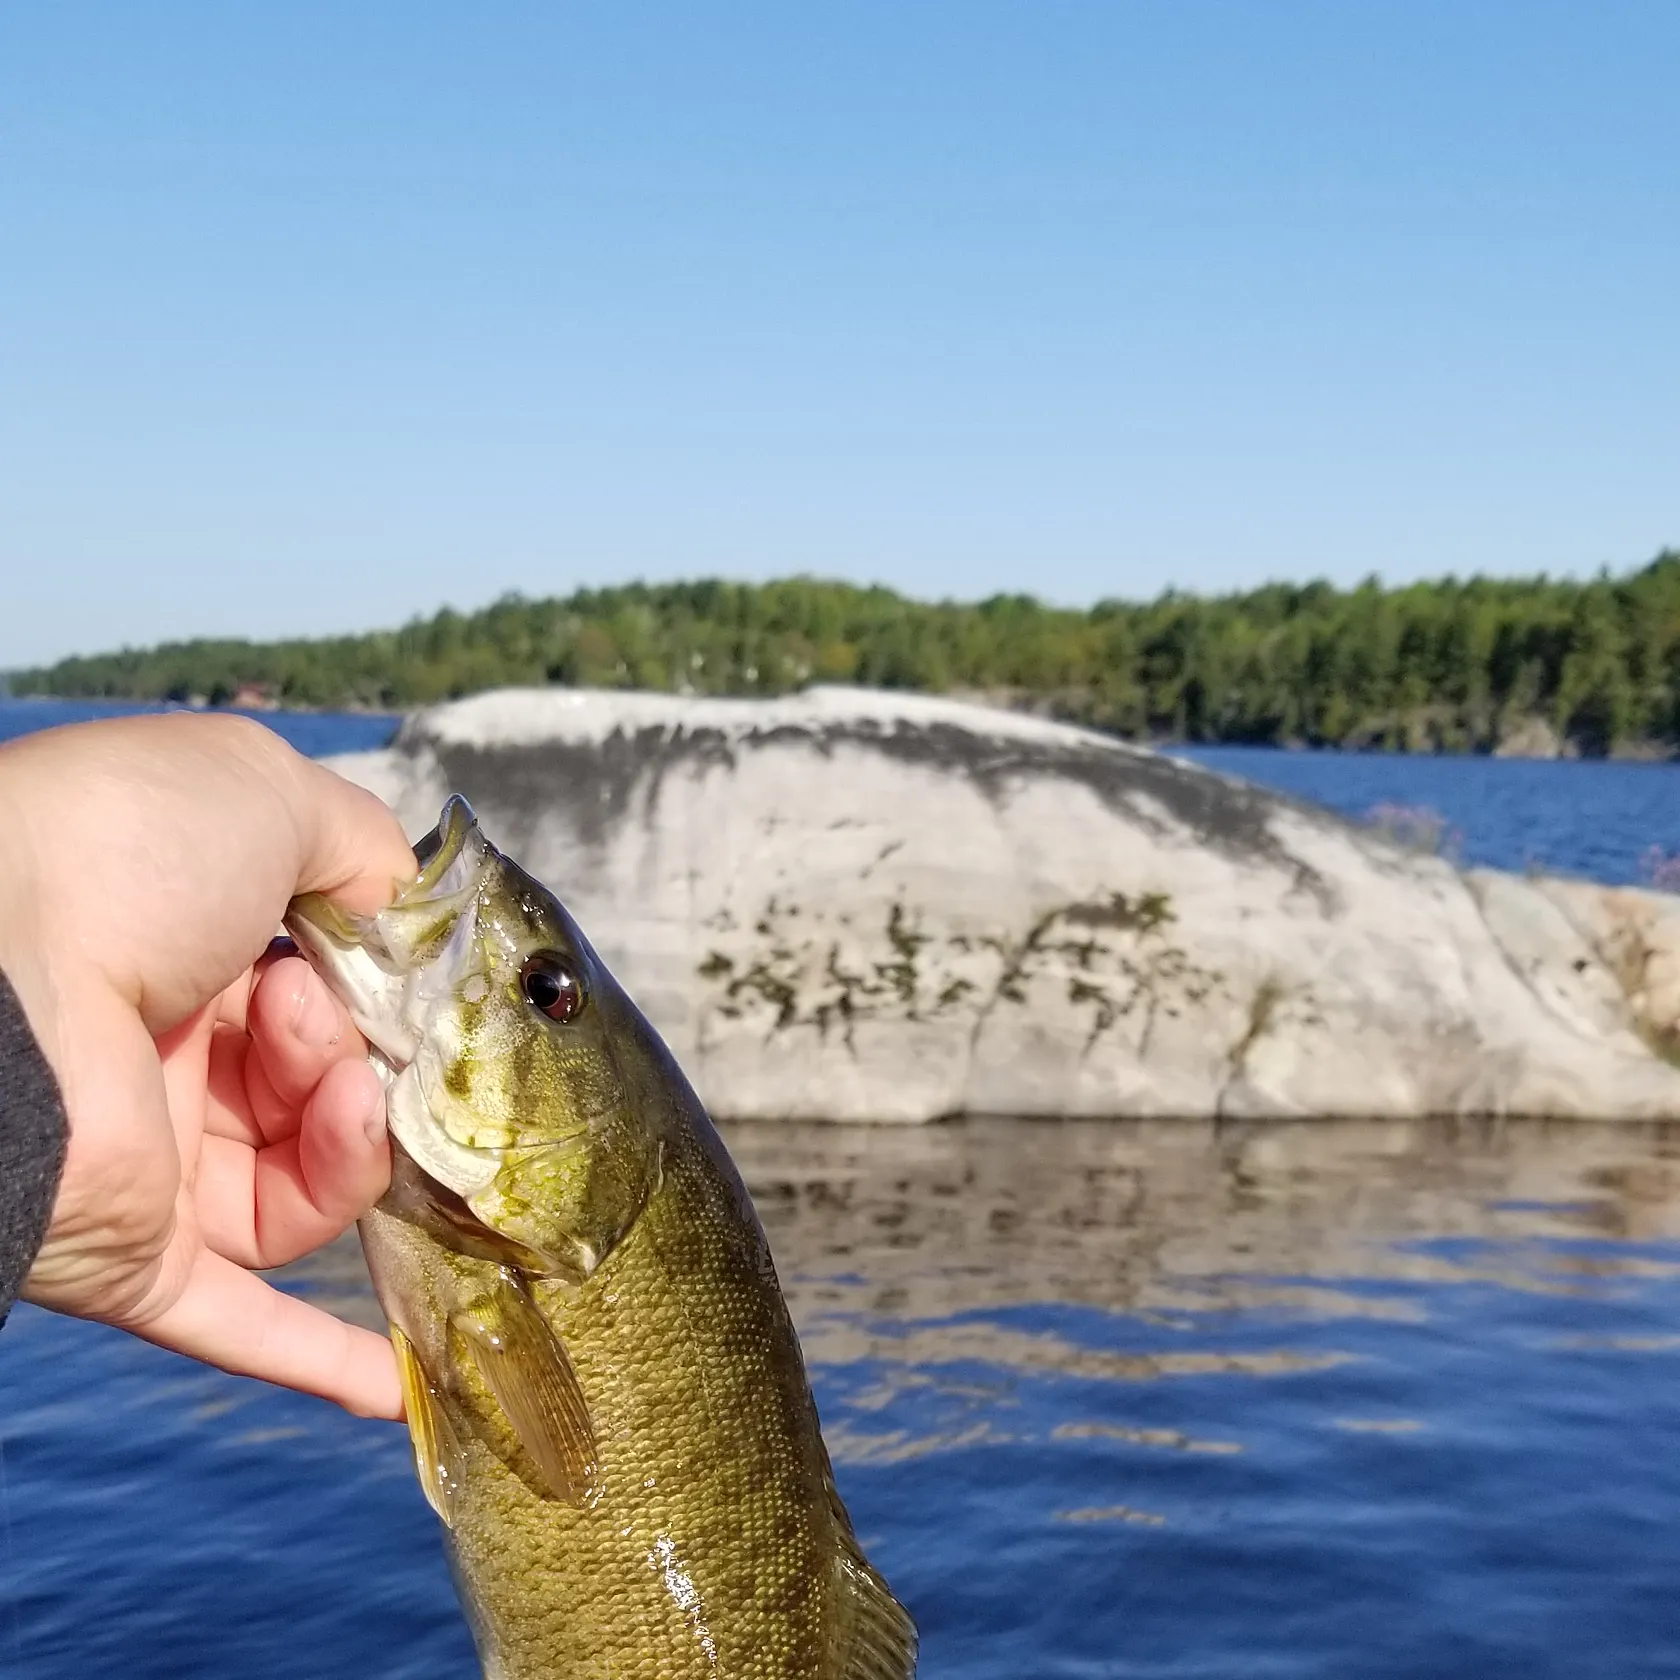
(468, 1031, 657, 1271)
(439, 989, 523, 1149)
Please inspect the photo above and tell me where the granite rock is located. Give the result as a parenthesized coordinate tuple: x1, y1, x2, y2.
(326, 687, 1680, 1122)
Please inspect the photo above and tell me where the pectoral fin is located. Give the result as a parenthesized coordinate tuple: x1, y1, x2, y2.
(391, 1324, 465, 1529)
(451, 1272, 597, 1504)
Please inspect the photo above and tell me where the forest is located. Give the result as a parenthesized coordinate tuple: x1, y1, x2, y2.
(13, 551, 1680, 756)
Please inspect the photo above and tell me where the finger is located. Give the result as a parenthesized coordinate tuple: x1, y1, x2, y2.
(204, 1025, 266, 1148)
(293, 1057, 390, 1227)
(209, 944, 290, 1036)
(131, 1246, 402, 1418)
(279, 751, 417, 914)
(247, 955, 366, 1120)
(214, 971, 251, 1033)
(197, 1057, 389, 1269)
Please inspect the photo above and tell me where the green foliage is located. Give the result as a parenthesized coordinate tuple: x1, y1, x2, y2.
(14, 553, 1680, 755)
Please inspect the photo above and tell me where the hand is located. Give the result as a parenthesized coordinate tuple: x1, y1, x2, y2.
(0, 713, 415, 1418)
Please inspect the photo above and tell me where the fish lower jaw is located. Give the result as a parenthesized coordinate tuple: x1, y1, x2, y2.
(385, 1063, 501, 1200)
(367, 1044, 402, 1093)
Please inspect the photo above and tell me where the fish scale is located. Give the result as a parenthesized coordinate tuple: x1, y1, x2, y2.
(290, 796, 915, 1680)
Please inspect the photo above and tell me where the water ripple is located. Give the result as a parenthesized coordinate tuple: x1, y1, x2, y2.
(8, 1116, 1680, 1676)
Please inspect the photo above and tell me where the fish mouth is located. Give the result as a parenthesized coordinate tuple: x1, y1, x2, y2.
(284, 794, 511, 1201)
(283, 794, 490, 1070)
(288, 794, 480, 941)
(410, 794, 479, 896)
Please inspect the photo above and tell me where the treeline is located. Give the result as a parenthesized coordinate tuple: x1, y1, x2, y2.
(14, 553, 1680, 755)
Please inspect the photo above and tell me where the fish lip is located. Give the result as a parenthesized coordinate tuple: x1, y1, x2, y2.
(285, 794, 520, 1192)
(283, 793, 494, 1090)
(410, 795, 479, 897)
(282, 893, 369, 952)
(283, 794, 486, 959)
(282, 896, 377, 979)
(282, 905, 419, 1068)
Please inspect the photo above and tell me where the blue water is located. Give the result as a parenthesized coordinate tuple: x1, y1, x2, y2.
(1177, 744, 1680, 886)
(7, 699, 1680, 1678)
(10, 1120, 1680, 1679)
(0, 696, 400, 759)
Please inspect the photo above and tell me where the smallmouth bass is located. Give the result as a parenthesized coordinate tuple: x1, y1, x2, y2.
(287, 796, 916, 1680)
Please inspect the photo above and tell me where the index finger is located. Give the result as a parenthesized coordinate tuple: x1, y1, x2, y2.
(247, 955, 366, 1120)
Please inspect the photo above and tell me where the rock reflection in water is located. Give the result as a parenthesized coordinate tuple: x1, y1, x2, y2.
(287, 1114, 1680, 1431)
(730, 1114, 1680, 1319)
(294, 1114, 1680, 1324)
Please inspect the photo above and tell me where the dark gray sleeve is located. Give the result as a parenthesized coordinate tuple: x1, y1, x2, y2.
(0, 968, 68, 1325)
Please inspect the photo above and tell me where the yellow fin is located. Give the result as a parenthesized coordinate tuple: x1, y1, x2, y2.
(391, 1324, 464, 1529)
(451, 1273, 597, 1505)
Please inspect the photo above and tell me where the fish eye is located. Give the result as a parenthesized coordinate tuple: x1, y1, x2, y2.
(520, 953, 587, 1024)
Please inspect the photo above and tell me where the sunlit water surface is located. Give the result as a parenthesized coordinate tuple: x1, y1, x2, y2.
(7, 1119, 1680, 1678)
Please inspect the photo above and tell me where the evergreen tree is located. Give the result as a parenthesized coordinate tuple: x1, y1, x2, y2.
(13, 551, 1680, 756)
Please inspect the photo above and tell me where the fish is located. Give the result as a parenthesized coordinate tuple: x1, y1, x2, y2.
(285, 795, 916, 1680)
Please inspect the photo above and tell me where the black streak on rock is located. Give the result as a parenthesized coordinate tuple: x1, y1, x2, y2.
(415, 712, 1343, 909)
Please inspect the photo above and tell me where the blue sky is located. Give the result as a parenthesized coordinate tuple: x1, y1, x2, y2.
(3, 3, 1676, 668)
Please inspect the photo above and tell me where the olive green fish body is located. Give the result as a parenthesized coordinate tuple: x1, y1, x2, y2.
(289, 797, 914, 1680)
(365, 1123, 890, 1679)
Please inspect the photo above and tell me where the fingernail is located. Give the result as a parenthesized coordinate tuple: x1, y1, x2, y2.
(360, 1082, 389, 1148)
(293, 975, 341, 1049)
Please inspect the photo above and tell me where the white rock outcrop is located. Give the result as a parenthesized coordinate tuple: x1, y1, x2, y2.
(325, 687, 1680, 1123)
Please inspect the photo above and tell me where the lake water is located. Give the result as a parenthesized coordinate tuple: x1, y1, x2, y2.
(9, 1120, 1680, 1679)
(1176, 744, 1680, 887)
(5, 699, 1680, 1678)
(0, 696, 402, 760)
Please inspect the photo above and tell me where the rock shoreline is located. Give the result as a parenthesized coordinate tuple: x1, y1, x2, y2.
(326, 686, 1680, 1124)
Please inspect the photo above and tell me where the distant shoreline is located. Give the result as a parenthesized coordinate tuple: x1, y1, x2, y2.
(0, 691, 400, 719)
(4, 688, 1677, 764)
(10, 558, 1680, 760)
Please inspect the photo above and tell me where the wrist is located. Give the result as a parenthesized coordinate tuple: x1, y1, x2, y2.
(0, 758, 68, 1089)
